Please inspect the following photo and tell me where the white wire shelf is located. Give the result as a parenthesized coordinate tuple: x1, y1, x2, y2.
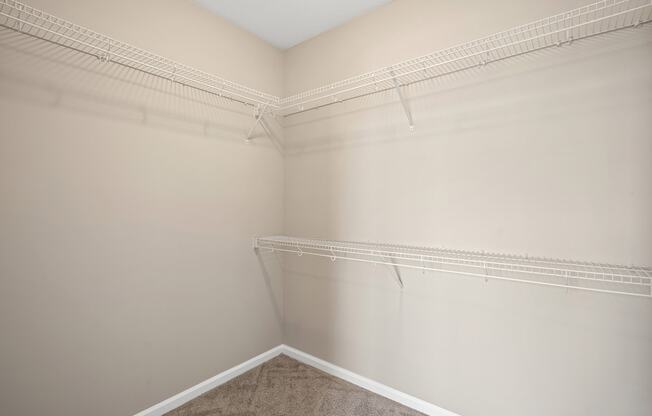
(2, 0, 650, 123)
(0, 0, 280, 109)
(278, 0, 652, 116)
(254, 236, 652, 298)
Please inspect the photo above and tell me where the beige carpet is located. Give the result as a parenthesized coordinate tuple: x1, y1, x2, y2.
(164, 354, 425, 416)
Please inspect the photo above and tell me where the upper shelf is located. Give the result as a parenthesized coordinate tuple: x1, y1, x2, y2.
(277, 0, 652, 116)
(1, 0, 651, 119)
(254, 236, 652, 297)
(0, 0, 280, 109)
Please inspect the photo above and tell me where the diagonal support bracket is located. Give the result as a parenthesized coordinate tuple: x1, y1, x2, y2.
(244, 105, 284, 154)
(390, 71, 414, 131)
(244, 103, 269, 142)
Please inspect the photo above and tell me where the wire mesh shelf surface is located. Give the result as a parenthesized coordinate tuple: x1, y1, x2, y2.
(278, 0, 652, 116)
(254, 236, 652, 297)
(0, 0, 280, 109)
(2, 0, 650, 117)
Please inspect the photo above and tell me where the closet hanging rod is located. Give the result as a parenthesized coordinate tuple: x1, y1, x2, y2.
(254, 236, 652, 297)
(0, 0, 280, 109)
(278, 0, 652, 116)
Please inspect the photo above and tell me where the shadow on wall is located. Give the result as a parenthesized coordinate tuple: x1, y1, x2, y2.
(255, 248, 285, 333)
(0, 27, 275, 147)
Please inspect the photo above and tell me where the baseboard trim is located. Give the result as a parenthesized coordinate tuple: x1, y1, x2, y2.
(133, 345, 285, 416)
(133, 344, 459, 416)
(281, 345, 459, 416)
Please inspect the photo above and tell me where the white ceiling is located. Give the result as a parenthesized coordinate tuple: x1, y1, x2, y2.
(195, 0, 392, 49)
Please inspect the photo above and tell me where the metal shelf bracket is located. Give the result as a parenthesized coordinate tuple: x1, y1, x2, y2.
(391, 71, 414, 131)
(244, 104, 268, 142)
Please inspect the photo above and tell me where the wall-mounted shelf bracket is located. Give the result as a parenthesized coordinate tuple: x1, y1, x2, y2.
(244, 104, 269, 142)
(244, 105, 283, 153)
(390, 71, 414, 131)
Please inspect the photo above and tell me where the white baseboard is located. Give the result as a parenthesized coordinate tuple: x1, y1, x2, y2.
(281, 345, 459, 416)
(133, 345, 285, 416)
(133, 344, 460, 416)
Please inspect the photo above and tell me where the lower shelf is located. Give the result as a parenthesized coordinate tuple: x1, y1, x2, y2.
(254, 236, 651, 298)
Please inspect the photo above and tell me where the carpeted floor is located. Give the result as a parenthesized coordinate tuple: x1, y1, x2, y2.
(164, 354, 425, 416)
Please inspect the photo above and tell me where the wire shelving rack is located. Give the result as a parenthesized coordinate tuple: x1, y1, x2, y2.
(254, 236, 652, 297)
(0, 0, 280, 109)
(2, 0, 649, 297)
(277, 0, 652, 116)
(1, 0, 650, 121)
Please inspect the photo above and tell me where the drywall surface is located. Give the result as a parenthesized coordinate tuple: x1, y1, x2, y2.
(0, 1, 284, 415)
(281, 1, 652, 416)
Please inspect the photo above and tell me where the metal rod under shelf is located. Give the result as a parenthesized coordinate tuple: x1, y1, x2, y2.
(254, 236, 652, 297)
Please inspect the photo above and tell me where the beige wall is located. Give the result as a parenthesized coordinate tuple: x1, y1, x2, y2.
(282, 1, 652, 416)
(1, 1, 652, 416)
(0, 1, 284, 415)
